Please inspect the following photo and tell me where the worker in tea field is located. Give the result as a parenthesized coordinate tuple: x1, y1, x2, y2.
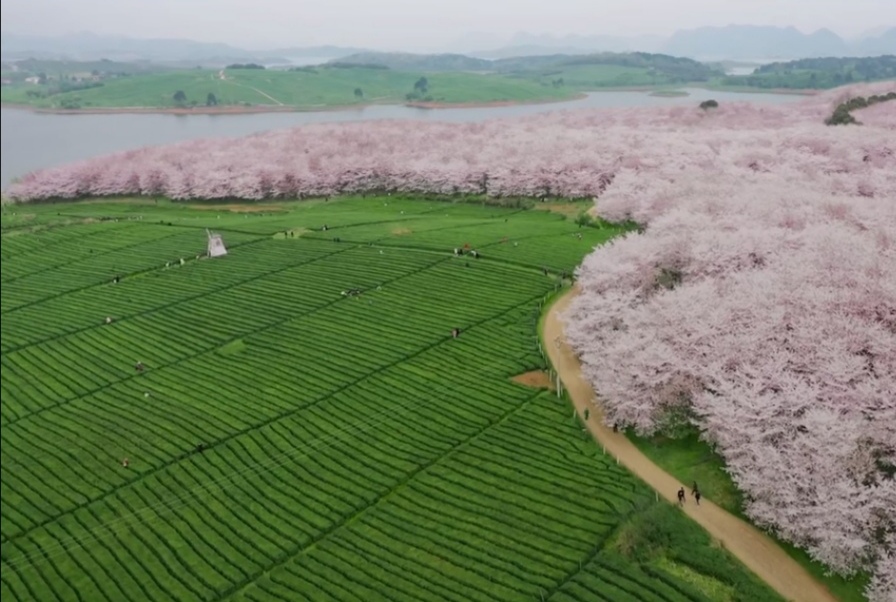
(121, 458, 130, 468)
(135, 361, 145, 373)
(451, 328, 461, 339)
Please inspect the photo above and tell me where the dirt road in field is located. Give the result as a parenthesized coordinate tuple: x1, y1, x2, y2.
(544, 286, 838, 602)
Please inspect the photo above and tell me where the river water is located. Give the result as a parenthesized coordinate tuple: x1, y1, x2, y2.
(1, 88, 804, 188)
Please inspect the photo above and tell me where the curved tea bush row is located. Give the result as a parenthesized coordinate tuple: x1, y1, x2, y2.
(2, 199, 781, 601)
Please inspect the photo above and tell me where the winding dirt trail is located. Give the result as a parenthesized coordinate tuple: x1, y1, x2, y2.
(544, 286, 838, 602)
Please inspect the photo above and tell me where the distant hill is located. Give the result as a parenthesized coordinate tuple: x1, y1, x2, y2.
(722, 55, 896, 89)
(505, 32, 664, 54)
(5, 27, 893, 66)
(0, 32, 363, 66)
(470, 33, 664, 59)
(1, 32, 253, 62)
(493, 52, 715, 78)
(473, 46, 599, 60)
(265, 45, 369, 59)
(326, 52, 491, 71)
(851, 28, 896, 56)
(662, 25, 894, 60)
(2, 57, 171, 75)
(326, 51, 720, 83)
(464, 27, 895, 61)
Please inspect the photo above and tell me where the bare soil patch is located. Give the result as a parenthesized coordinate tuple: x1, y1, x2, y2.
(391, 227, 413, 236)
(533, 203, 589, 218)
(511, 370, 555, 390)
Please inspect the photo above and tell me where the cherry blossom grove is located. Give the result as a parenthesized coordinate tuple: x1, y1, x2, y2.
(563, 85, 895, 602)
(7, 82, 896, 599)
(7, 86, 884, 204)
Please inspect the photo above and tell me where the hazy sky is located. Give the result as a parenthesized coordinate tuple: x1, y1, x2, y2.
(1, 0, 891, 50)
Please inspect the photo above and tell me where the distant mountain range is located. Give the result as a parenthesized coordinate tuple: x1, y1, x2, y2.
(660, 25, 895, 60)
(2, 32, 250, 62)
(470, 32, 666, 58)
(1, 26, 894, 65)
(0, 32, 361, 65)
(470, 26, 894, 61)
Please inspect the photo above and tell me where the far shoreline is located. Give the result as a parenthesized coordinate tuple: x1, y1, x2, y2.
(0, 86, 819, 116)
(1, 94, 588, 116)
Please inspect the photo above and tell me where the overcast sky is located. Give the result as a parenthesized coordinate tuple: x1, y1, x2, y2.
(1, 0, 891, 50)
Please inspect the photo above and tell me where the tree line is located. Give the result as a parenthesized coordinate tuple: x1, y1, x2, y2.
(826, 91, 896, 125)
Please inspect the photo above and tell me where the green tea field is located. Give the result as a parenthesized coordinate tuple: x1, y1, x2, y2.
(0, 197, 782, 601)
(0, 67, 576, 110)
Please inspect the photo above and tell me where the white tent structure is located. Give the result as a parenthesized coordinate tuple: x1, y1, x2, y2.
(207, 229, 228, 258)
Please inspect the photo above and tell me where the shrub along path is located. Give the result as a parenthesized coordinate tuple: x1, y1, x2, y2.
(544, 286, 838, 602)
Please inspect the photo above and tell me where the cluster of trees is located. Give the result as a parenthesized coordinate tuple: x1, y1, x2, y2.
(557, 51, 722, 82)
(8, 81, 895, 601)
(405, 76, 432, 101)
(327, 50, 721, 83)
(328, 52, 487, 72)
(826, 91, 896, 125)
(225, 63, 265, 70)
(23, 80, 103, 98)
(563, 84, 895, 602)
(724, 55, 896, 89)
(326, 62, 389, 70)
(171, 90, 219, 107)
(756, 55, 896, 79)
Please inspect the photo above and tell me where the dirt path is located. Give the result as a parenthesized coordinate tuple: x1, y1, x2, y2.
(544, 286, 838, 602)
(246, 86, 284, 106)
(219, 75, 285, 106)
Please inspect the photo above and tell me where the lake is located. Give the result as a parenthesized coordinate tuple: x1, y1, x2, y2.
(1, 88, 805, 188)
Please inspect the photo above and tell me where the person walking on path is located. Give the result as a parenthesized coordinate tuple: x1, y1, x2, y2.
(677, 487, 686, 506)
(692, 481, 699, 496)
(695, 490, 702, 505)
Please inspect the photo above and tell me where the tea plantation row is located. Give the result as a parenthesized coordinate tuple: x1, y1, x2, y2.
(0, 197, 781, 601)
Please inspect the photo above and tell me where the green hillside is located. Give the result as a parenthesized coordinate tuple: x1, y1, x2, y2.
(1, 66, 577, 109)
